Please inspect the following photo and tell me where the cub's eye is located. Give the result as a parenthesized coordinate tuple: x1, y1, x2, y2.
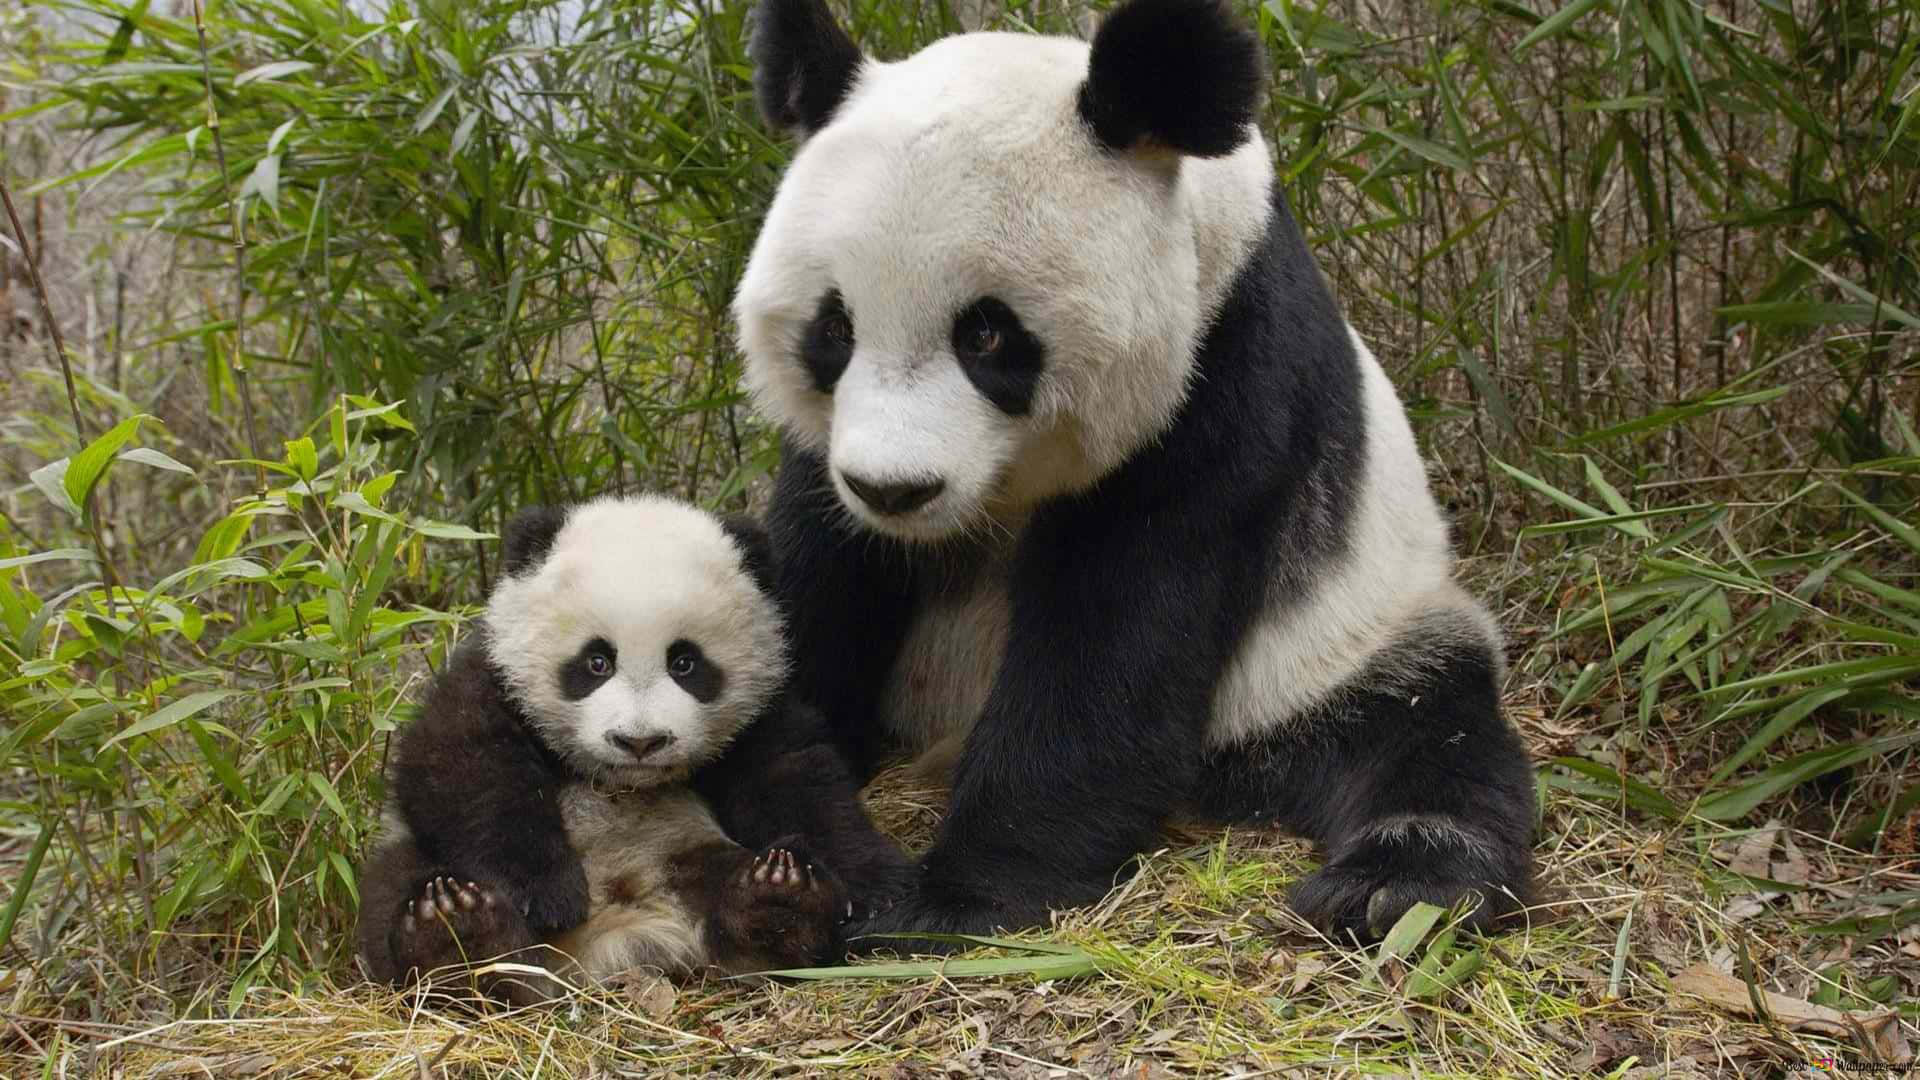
(669, 653, 696, 678)
(823, 312, 854, 348)
(586, 653, 613, 678)
(961, 323, 1003, 357)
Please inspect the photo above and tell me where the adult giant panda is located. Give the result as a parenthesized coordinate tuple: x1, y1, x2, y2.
(732, 0, 1536, 943)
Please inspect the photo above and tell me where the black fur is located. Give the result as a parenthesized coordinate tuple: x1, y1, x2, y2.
(799, 290, 856, 393)
(763, 187, 1535, 949)
(695, 703, 919, 918)
(558, 637, 616, 702)
(1077, 0, 1264, 157)
(951, 297, 1046, 417)
(356, 633, 589, 993)
(750, 0, 864, 136)
(667, 639, 724, 703)
(501, 506, 566, 576)
(1199, 624, 1536, 935)
(719, 513, 778, 595)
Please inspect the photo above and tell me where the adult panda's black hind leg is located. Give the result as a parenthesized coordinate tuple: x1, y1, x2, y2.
(1201, 632, 1537, 939)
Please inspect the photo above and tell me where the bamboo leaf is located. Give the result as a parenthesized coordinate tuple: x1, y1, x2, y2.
(1516, 0, 1606, 53)
(103, 689, 243, 750)
(235, 60, 315, 86)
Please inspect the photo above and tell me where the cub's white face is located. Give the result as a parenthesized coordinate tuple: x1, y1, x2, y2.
(734, 31, 1273, 542)
(484, 496, 787, 787)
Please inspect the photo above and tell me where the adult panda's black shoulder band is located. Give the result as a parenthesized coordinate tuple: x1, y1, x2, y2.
(1077, 0, 1264, 158)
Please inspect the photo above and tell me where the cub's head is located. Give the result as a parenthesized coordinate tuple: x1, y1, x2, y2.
(734, 0, 1273, 542)
(483, 496, 786, 787)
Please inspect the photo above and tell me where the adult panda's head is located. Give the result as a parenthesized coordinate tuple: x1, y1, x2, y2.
(483, 496, 787, 787)
(734, 0, 1274, 542)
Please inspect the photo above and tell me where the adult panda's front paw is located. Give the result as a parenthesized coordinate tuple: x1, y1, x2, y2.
(840, 883, 1042, 956)
(1288, 829, 1526, 940)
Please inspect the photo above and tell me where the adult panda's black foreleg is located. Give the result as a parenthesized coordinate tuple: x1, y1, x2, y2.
(1201, 633, 1537, 938)
(762, 445, 921, 776)
(847, 503, 1257, 950)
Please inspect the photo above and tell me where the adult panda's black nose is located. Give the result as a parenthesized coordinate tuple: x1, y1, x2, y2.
(841, 471, 945, 515)
(608, 732, 676, 761)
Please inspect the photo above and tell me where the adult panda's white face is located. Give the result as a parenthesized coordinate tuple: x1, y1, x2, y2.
(734, 0, 1274, 542)
(483, 496, 787, 787)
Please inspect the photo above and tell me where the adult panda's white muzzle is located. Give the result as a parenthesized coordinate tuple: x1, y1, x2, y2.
(826, 349, 1017, 541)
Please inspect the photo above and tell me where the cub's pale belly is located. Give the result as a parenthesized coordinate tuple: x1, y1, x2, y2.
(547, 785, 724, 979)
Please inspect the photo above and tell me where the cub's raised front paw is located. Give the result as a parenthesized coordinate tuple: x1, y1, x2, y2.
(712, 840, 848, 972)
(740, 847, 824, 896)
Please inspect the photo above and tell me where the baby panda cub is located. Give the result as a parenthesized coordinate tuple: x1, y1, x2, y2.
(356, 495, 902, 1003)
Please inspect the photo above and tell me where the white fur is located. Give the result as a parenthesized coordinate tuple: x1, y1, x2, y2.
(484, 495, 788, 786)
(733, 31, 1272, 538)
(1364, 813, 1499, 866)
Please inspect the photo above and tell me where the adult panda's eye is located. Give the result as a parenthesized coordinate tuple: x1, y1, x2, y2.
(587, 653, 613, 678)
(823, 312, 854, 348)
(961, 323, 1004, 358)
(800, 291, 856, 393)
(950, 297, 1046, 417)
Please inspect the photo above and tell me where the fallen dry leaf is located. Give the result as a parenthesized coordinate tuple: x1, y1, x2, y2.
(1723, 822, 1782, 880)
(1774, 831, 1811, 886)
(1668, 964, 1902, 1049)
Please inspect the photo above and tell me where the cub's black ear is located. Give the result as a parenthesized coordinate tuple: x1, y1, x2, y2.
(1077, 0, 1264, 158)
(750, 0, 865, 136)
(719, 514, 778, 597)
(501, 506, 568, 578)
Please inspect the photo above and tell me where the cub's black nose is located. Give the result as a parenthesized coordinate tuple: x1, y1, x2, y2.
(608, 732, 677, 761)
(841, 471, 945, 515)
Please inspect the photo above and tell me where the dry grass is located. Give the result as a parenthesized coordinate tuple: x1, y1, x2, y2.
(7, 723, 1915, 1078)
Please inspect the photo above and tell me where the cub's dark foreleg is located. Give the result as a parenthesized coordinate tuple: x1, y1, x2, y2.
(390, 641, 589, 937)
(676, 837, 848, 973)
(1201, 635, 1535, 938)
(696, 700, 916, 916)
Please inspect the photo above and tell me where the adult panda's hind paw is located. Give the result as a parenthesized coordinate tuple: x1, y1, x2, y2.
(1288, 825, 1529, 941)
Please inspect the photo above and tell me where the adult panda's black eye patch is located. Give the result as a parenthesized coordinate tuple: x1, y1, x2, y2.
(952, 297, 1045, 416)
(666, 639, 725, 703)
(559, 637, 617, 701)
(799, 290, 855, 393)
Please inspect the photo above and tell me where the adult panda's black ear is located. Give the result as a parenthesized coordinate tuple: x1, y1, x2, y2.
(749, 0, 865, 137)
(1077, 0, 1264, 158)
(718, 514, 778, 597)
(501, 506, 568, 578)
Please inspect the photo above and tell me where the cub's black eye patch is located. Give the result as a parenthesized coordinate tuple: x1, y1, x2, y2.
(951, 297, 1045, 416)
(799, 290, 855, 393)
(666, 639, 724, 703)
(559, 637, 617, 701)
